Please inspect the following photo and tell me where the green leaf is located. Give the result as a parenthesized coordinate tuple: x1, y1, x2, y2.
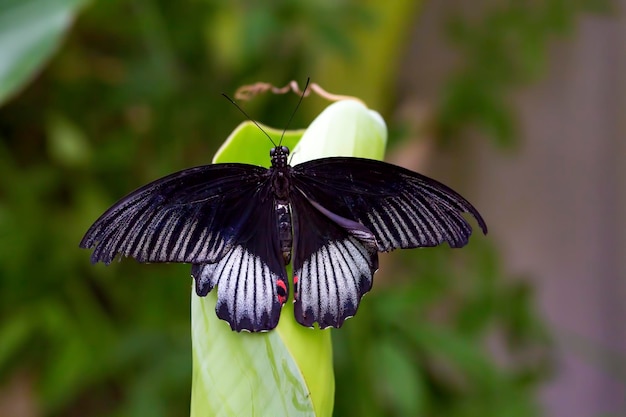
(212, 122, 304, 168)
(191, 99, 387, 417)
(0, 0, 88, 106)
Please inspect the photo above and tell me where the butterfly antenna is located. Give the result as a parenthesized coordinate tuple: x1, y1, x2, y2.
(278, 77, 310, 146)
(222, 93, 277, 147)
(288, 149, 298, 165)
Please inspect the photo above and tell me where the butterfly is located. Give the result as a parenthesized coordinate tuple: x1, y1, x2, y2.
(80, 141, 487, 332)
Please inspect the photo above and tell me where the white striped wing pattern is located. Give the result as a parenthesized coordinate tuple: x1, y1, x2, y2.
(80, 164, 270, 264)
(291, 195, 378, 328)
(292, 157, 488, 252)
(191, 191, 288, 331)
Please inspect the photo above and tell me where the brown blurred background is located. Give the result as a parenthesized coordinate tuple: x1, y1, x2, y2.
(404, 3, 626, 416)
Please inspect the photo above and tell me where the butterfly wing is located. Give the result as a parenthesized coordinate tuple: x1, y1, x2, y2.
(290, 193, 378, 328)
(80, 163, 288, 331)
(292, 157, 487, 252)
(288, 157, 487, 328)
(80, 164, 268, 264)
(192, 191, 289, 331)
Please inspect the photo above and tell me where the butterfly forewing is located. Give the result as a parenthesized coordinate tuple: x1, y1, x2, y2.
(80, 164, 267, 264)
(291, 157, 488, 252)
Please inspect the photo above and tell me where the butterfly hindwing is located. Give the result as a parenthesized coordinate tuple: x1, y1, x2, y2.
(291, 193, 378, 328)
(191, 190, 289, 332)
(80, 164, 268, 264)
(292, 157, 488, 252)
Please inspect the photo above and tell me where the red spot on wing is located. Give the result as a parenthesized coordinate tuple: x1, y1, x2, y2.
(276, 279, 287, 304)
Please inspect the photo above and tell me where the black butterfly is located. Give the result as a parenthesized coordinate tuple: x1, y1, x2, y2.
(80, 143, 487, 332)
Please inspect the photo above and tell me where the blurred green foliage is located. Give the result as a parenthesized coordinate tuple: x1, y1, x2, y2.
(437, 0, 611, 146)
(0, 0, 608, 416)
(333, 241, 552, 417)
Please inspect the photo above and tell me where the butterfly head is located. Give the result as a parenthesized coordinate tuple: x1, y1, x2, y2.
(270, 146, 290, 168)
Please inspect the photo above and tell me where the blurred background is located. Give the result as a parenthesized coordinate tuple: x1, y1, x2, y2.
(0, 0, 624, 416)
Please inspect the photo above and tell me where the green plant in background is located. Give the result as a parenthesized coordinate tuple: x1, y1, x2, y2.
(0, 0, 90, 104)
(0, 0, 610, 416)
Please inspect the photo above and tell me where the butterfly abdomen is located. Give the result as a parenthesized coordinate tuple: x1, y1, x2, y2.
(275, 201, 292, 265)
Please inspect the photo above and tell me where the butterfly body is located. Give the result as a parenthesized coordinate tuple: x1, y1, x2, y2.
(267, 146, 294, 264)
(276, 202, 293, 264)
(81, 145, 487, 332)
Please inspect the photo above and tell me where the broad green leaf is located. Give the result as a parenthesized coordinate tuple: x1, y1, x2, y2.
(0, 0, 87, 106)
(191, 99, 387, 417)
